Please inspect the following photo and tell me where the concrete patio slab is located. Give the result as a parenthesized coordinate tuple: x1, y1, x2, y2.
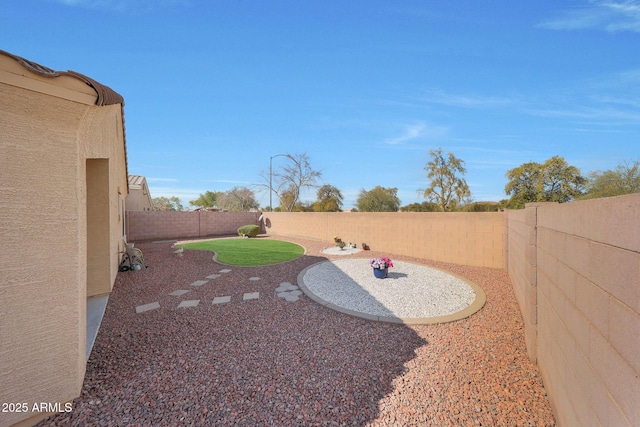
(169, 290, 190, 296)
(212, 296, 232, 304)
(87, 294, 109, 359)
(243, 292, 259, 300)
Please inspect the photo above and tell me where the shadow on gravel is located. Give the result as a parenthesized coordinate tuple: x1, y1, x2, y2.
(36, 243, 428, 426)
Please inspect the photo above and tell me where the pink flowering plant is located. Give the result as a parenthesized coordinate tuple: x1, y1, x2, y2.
(370, 257, 394, 269)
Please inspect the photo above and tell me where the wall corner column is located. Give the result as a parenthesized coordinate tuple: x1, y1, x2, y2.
(523, 203, 540, 361)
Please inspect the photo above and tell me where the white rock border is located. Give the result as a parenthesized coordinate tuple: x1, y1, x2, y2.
(298, 258, 486, 325)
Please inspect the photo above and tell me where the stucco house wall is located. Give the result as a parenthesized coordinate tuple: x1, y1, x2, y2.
(0, 50, 128, 427)
(126, 175, 153, 212)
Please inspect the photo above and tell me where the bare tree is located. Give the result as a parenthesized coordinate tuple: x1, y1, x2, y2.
(259, 152, 322, 212)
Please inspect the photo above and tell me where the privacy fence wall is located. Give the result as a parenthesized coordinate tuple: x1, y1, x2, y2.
(506, 194, 639, 426)
(126, 211, 260, 241)
(262, 211, 507, 269)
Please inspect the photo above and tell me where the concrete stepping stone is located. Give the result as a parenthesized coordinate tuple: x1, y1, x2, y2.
(169, 290, 190, 297)
(249, 277, 261, 281)
(219, 269, 232, 273)
(275, 282, 302, 302)
(206, 274, 221, 279)
(243, 292, 259, 301)
(189, 280, 208, 287)
(212, 296, 231, 304)
(177, 300, 200, 308)
(136, 302, 160, 313)
(275, 282, 299, 292)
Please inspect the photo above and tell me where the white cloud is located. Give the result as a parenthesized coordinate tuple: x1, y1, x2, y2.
(525, 105, 640, 123)
(416, 90, 514, 109)
(539, 0, 640, 32)
(385, 122, 448, 145)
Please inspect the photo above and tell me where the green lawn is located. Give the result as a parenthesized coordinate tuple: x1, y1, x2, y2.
(180, 238, 304, 266)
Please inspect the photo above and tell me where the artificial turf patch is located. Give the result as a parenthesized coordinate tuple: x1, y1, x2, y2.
(180, 238, 304, 266)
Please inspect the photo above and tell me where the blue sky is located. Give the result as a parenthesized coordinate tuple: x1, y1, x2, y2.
(3, 0, 640, 209)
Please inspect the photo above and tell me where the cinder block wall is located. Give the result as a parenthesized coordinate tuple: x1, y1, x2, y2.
(262, 212, 507, 268)
(126, 211, 259, 241)
(508, 195, 640, 426)
(506, 205, 543, 361)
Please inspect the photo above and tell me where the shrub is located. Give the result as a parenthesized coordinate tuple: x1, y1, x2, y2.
(237, 224, 260, 237)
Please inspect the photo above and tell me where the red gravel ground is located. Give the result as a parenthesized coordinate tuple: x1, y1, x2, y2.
(37, 235, 555, 426)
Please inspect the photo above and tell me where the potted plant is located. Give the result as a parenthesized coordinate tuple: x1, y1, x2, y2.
(370, 257, 393, 278)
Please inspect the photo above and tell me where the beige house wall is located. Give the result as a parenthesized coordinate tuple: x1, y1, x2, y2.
(125, 176, 153, 212)
(262, 212, 507, 268)
(507, 195, 640, 426)
(0, 52, 127, 427)
(126, 211, 260, 242)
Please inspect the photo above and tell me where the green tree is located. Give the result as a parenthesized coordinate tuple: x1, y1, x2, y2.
(422, 148, 471, 212)
(582, 160, 640, 199)
(313, 184, 344, 212)
(277, 186, 297, 212)
(217, 186, 259, 211)
(462, 202, 500, 212)
(356, 186, 401, 212)
(399, 201, 440, 212)
(294, 201, 315, 212)
(189, 190, 218, 209)
(505, 155, 587, 208)
(152, 196, 184, 211)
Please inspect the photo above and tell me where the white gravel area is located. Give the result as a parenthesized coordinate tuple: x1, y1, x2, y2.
(303, 258, 476, 319)
(321, 246, 363, 255)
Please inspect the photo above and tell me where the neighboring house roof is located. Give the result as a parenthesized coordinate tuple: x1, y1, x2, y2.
(0, 49, 123, 106)
(128, 175, 148, 188)
(127, 175, 153, 211)
(0, 49, 129, 191)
